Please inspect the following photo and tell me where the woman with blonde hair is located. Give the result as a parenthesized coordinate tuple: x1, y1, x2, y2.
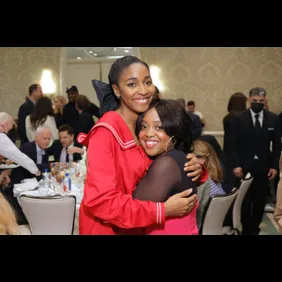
(53, 95, 67, 128)
(193, 140, 225, 196)
(0, 171, 19, 235)
(192, 139, 225, 228)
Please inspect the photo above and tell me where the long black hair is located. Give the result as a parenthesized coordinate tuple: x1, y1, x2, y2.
(136, 99, 193, 154)
(30, 96, 54, 130)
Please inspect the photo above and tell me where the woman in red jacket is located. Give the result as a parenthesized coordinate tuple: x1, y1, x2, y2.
(78, 56, 206, 235)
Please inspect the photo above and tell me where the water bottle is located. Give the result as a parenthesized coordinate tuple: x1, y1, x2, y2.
(63, 172, 72, 193)
(42, 169, 49, 188)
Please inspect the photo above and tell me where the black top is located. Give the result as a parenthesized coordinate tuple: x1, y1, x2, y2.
(62, 102, 100, 131)
(62, 102, 79, 129)
(187, 111, 202, 141)
(17, 99, 34, 144)
(54, 112, 64, 129)
(223, 113, 235, 154)
(133, 149, 196, 202)
(75, 111, 95, 138)
(279, 112, 282, 136)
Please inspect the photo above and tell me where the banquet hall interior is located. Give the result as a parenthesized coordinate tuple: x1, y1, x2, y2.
(0, 47, 281, 235)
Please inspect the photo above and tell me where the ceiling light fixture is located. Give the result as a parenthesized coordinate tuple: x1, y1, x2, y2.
(84, 47, 114, 58)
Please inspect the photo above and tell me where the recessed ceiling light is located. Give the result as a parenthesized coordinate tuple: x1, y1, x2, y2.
(77, 57, 82, 60)
(124, 50, 129, 53)
(94, 53, 97, 56)
(89, 50, 93, 54)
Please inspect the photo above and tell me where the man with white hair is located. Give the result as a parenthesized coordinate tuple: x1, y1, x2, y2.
(10, 127, 51, 184)
(0, 112, 41, 176)
(4, 127, 51, 225)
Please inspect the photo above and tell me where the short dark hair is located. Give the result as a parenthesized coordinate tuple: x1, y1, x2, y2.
(136, 99, 192, 154)
(58, 124, 74, 135)
(29, 84, 40, 96)
(249, 87, 266, 97)
(187, 100, 195, 106)
(76, 95, 91, 111)
(66, 85, 78, 93)
(108, 55, 150, 86)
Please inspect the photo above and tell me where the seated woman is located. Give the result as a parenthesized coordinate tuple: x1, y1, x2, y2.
(133, 99, 198, 235)
(198, 134, 235, 193)
(192, 140, 225, 228)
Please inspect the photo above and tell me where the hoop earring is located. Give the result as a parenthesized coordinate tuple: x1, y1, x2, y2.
(165, 136, 175, 153)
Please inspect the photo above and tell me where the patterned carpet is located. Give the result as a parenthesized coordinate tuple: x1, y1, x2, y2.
(259, 210, 280, 235)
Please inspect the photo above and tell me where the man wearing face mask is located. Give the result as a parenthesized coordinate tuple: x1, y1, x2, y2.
(227, 87, 281, 235)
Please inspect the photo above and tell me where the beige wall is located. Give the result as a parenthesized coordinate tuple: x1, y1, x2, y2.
(1, 47, 282, 131)
(140, 47, 282, 131)
(0, 47, 61, 119)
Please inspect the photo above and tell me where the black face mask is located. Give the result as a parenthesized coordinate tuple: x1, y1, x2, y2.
(251, 102, 264, 114)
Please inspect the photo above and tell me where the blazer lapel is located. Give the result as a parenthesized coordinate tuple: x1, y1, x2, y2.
(247, 109, 254, 129)
(31, 142, 38, 164)
(262, 110, 268, 130)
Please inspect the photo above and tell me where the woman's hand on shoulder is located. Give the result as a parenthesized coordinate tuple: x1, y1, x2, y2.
(184, 153, 202, 182)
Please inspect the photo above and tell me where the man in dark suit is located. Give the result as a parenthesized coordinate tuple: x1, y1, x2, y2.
(176, 98, 202, 141)
(227, 87, 281, 235)
(62, 85, 100, 131)
(48, 124, 84, 163)
(5, 127, 51, 225)
(187, 111, 202, 141)
(17, 84, 43, 145)
(10, 127, 51, 184)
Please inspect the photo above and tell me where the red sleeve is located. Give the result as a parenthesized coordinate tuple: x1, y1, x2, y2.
(197, 164, 208, 185)
(83, 127, 165, 229)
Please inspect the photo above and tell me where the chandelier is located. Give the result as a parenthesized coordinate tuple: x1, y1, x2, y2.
(84, 47, 114, 58)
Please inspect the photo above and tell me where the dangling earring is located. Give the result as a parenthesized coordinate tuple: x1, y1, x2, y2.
(165, 136, 175, 153)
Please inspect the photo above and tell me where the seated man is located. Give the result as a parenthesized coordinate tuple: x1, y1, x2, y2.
(4, 127, 51, 225)
(10, 127, 51, 185)
(48, 124, 85, 163)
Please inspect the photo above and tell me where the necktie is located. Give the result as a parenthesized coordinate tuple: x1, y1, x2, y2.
(255, 114, 260, 129)
(60, 147, 68, 163)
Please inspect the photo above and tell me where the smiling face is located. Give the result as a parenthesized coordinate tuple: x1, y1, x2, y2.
(112, 63, 155, 114)
(138, 107, 173, 157)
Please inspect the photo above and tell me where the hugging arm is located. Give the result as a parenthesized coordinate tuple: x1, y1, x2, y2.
(83, 127, 165, 229)
(133, 155, 181, 202)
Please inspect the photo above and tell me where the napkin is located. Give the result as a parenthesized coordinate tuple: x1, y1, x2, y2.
(13, 178, 39, 197)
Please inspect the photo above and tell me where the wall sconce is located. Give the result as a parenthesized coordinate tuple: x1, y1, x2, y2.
(40, 69, 56, 94)
(150, 65, 165, 92)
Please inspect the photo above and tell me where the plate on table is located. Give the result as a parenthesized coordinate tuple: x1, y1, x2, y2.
(0, 164, 19, 169)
